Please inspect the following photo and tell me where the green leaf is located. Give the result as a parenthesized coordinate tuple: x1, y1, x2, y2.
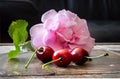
(8, 20, 28, 44)
(20, 41, 35, 52)
(8, 20, 28, 59)
(8, 47, 20, 59)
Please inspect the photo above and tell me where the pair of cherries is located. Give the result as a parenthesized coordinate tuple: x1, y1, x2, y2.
(25, 46, 108, 69)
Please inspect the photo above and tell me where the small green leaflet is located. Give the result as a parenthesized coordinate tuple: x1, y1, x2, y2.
(8, 20, 28, 59)
(20, 41, 35, 52)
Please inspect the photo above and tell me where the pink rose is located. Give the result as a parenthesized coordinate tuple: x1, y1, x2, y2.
(30, 9, 95, 53)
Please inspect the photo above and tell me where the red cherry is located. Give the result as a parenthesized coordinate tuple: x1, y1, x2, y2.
(36, 46, 54, 63)
(71, 47, 89, 65)
(52, 49, 72, 67)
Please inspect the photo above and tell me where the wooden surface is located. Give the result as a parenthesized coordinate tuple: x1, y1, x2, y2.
(0, 43, 120, 78)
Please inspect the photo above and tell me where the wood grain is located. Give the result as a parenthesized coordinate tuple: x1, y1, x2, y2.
(0, 44, 120, 78)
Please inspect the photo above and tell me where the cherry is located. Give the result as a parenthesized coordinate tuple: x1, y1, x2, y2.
(24, 46, 54, 69)
(71, 47, 89, 65)
(36, 46, 54, 63)
(42, 49, 72, 69)
(52, 49, 72, 67)
(71, 47, 109, 65)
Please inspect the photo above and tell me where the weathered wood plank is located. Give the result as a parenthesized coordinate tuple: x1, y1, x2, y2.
(0, 53, 55, 76)
(0, 44, 120, 78)
(52, 50, 120, 76)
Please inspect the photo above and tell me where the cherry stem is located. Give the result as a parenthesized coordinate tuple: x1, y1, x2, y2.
(42, 58, 61, 70)
(85, 53, 109, 59)
(24, 49, 37, 69)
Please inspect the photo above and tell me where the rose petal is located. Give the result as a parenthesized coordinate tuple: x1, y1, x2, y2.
(41, 9, 57, 23)
(57, 27, 73, 41)
(30, 24, 43, 38)
(43, 30, 63, 51)
(44, 16, 60, 31)
(68, 37, 95, 53)
(30, 24, 47, 49)
(31, 36, 44, 49)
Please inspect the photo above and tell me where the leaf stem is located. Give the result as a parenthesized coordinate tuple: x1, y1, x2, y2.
(24, 49, 37, 69)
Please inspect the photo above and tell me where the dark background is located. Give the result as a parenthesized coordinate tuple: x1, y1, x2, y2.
(0, 0, 120, 43)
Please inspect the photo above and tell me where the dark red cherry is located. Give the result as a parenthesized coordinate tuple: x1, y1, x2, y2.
(52, 49, 72, 67)
(36, 46, 54, 63)
(71, 47, 89, 65)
